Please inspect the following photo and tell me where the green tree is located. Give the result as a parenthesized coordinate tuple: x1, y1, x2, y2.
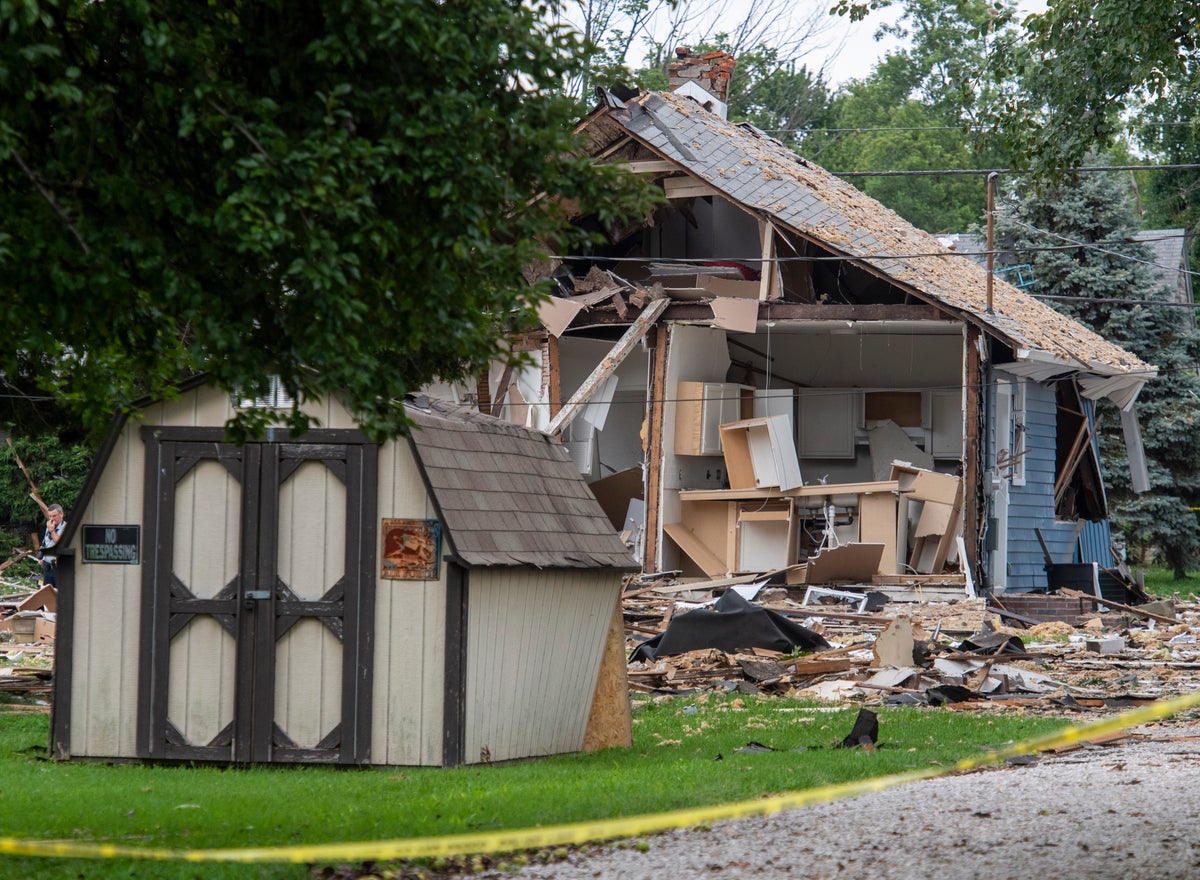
(834, 1, 1200, 178)
(816, 83, 985, 232)
(0, 434, 92, 578)
(815, 0, 1016, 232)
(996, 169, 1200, 577)
(975, 1, 1199, 175)
(1136, 66, 1200, 271)
(0, 0, 657, 442)
(725, 47, 831, 148)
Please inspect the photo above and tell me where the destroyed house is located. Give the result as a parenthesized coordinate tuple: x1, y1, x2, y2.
(52, 383, 635, 766)
(462, 57, 1156, 597)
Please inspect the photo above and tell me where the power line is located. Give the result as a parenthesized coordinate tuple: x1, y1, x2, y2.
(764, 121, 1200, 137)
(553, 236, 1191, 265)
(1033, 295, 1199, 307)
(1003, 217, 1200, 280)
(832, 162, 1200, 178)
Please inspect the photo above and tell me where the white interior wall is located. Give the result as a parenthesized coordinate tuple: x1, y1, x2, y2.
(557, 336, 650, 479)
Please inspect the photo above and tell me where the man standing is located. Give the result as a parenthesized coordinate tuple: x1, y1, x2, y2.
(40, 504, 65, 588)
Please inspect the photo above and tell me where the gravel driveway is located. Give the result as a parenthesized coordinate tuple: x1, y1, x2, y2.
(505, 719, 1200, 880)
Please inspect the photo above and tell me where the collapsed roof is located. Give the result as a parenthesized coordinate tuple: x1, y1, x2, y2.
(575, 89, 1156, 407)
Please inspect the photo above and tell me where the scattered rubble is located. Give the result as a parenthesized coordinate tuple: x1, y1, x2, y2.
(0, 578, 55, 706)
(624, 575, 1200, 716)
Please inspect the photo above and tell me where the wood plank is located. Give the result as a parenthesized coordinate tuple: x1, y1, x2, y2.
(621, 159, 677, 174)
(678, 480, 899, 502)
(664, 177, 719, 199)
(1033, 526, 1057, 567)
(1058, 587, 1176, 624)
(791, 657, 855, 676)
(962, 325, 980, 583)
(567, 302, 944, 326)
(546, 297, 668, 436)
(662, 522, 727, 578)
(643, 325, 668, 571)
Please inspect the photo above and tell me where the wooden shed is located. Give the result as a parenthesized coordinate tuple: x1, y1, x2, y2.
(51, 382, 636, 766)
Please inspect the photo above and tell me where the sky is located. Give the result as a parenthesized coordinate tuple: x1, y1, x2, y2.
(620, 0, 1052, 90)
(818, 0, 1052, 87)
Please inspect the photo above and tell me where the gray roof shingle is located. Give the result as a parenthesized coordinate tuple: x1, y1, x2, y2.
(404, 399, 637, 571)
(587, 91, 1155, 380)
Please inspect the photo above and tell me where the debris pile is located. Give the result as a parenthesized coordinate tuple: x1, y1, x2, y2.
(624, 577, 1200, 715)
(0, 580, 55, 702)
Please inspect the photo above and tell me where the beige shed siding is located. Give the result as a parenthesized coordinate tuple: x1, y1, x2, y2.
(275, 460, 348, 747)
(371, 437, 447, 766)
(67, 384, 350, 758)
(69, 417, 145, 757)
(167, 460, 241, 746)
(464, 569, 618, 764)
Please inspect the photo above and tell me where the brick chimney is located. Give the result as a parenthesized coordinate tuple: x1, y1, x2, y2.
(667, 47, 735, 118)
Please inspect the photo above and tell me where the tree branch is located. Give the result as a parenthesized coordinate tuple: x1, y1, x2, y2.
(10, 150, 90, 255)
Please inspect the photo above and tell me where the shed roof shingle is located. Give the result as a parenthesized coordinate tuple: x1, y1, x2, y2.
(404, 399, 637, 571)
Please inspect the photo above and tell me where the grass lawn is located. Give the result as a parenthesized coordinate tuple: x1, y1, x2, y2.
(1140, 566, 1200, 599)
(0, 694, 1070, 880)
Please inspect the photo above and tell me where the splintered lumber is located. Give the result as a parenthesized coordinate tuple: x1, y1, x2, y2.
(5, 439, 51, 519)
(791, 657, 855, 676)
(0, 549, 33, 574)
(1058, 588, 1177, 624)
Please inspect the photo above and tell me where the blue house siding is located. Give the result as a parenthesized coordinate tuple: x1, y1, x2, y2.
(1002, 380, 1062, 591)
(1075, 399, 1114, 567)
(995, 379, 1114, 592)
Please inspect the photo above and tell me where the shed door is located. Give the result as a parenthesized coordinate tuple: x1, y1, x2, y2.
(137, 429, 377, 764)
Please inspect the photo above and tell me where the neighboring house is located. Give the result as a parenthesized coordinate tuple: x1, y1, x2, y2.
(939, 228, 1195, 328)
(1131, 229, 1194, 329)
(938, 227, 1192, 577)
(52, 382, 635, 766)
(457, 50, 1156, 595)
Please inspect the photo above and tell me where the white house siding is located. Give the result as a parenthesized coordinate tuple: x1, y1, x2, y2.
(371, 437, 447, 766)
(464, 569, 618, 764)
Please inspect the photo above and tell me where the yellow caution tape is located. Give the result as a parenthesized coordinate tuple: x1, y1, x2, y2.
(4, 690, 1200, 864)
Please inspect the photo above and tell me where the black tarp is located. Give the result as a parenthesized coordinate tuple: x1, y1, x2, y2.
(629, 589, 830, 662)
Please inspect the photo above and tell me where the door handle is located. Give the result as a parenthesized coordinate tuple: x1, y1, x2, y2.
(243, 590, 271, 611)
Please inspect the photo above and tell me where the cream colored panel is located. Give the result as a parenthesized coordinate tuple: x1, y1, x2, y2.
(465, 570, 618, 763)
(372, 440, 446, 765)
(69, 422, 147, 758)
(67, 383, 234, 758)
(311, 395, 358, 430)
(277, 460, 346, 600)
(193, 385, 237, 426)
(173, 460, 241, 599)
(167, 616, 236, 746)
(275, 618, 343, 749)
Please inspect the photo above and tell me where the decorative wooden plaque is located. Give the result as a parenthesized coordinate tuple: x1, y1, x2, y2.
(380, 518, 441, 580)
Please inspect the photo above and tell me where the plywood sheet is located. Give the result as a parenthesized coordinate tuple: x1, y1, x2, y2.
(583, 599, 633, 751)
(588, 467, 643, 530)
(804, 543, 884, 583)
(858, 492, 898, 575)
(537, 297, 584, 337)
(710, 296, 759, 333)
